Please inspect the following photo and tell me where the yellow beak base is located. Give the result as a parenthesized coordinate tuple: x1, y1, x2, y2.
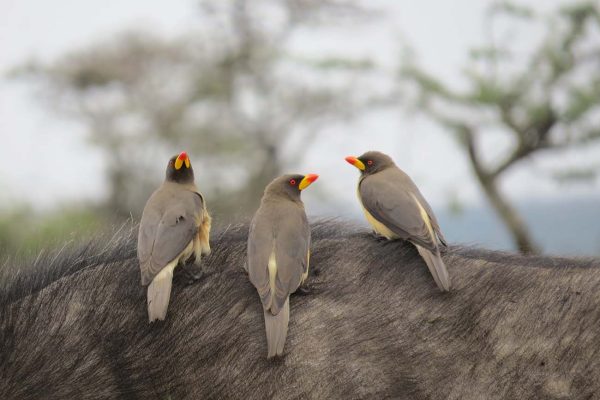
(345, 156, 365, 171)
(174, 154, 190, 170)
(299, 174, 319, 190)
(174, 157, 184, 170)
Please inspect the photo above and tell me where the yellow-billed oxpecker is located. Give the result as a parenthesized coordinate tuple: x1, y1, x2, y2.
(138, 151, 212, 322)
(345, 151, 450, 291)
(247, 173, 319, 358)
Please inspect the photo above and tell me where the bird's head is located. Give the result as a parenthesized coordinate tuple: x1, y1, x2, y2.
(345, 151, 395, 176)
(166, 151, 194, 184)
(265, 173, 319, 201)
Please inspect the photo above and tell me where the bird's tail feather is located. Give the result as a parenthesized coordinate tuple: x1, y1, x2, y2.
(147, 262, 176, 322)
(264, 297, 290, 358)
(416, 245, 451, 292)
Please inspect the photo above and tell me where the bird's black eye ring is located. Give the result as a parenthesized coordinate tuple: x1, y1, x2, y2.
(367, 160, 373, 166)
(289, 179, 296, 186)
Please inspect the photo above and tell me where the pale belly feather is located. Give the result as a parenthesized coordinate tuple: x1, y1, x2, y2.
(357, 187, 435, 241)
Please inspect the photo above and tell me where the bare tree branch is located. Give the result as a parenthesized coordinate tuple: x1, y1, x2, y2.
(399, 1, 600, 253)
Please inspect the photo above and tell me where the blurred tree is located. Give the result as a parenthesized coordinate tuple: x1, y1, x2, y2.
(14, 0, 379, 220)
(400, 1, 600, 253)
(0, 207, 103, 257)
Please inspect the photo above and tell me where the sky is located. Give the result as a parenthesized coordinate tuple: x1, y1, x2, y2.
(0, 0, 598, 214)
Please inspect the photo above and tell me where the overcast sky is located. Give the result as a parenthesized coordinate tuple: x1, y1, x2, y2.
(1, 0, 598, 214)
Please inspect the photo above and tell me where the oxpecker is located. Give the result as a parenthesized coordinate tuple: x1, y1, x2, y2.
(247, 173, 318, 358)
(345, 151, 450, 291)
(138, 152, 212, 322)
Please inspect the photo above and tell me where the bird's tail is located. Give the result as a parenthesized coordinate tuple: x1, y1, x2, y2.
(264, 297, 290, 358)
(147, 262, 177, 322)
(416, 245, 451, 292)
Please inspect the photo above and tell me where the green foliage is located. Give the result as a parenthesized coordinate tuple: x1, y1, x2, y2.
(401, 0, 600, 173)
(446, 194, 465, 217)
(468, 46, 511, 62)
(305, 56, 375, 71)
(563, 80, 600, 122)
(552, 167, 597, 184)
(14, 0, 381, 220)
(399, 1, 600, 253)
(489, 1, 534, 19)
(0, 207, 104, 257)
(401, 64, 452, 100)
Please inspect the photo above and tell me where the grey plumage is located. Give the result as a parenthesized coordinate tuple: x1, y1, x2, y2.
(416, 244, 450, 292)
(147, 266, 174, 322)
(347, 151, 451, 291)
(138, 152, 211, 322)
(263, 297, 290, 358)
(4, 221, 600, 399)
(247, 174, 316, 358)
(138, 186, 203, 285)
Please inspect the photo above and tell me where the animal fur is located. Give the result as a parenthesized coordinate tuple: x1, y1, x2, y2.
(1, 220, 599, 399)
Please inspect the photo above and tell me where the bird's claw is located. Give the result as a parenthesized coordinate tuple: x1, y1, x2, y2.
(296, 286, 311, 296)
(181, 263, 204, 284)
(371, 231, 387, 241)
(295, 281, 324, 296)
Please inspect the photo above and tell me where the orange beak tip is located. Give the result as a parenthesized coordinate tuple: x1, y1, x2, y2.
(177, 151, 190, 168)
(345, 156, 357, 165)
(299, 173, 319, 190)
(345, 155, 365, 170)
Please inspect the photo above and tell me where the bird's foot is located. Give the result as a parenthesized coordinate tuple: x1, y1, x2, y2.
(371, 231, 387, 241)
(294, 281, 324, 296)
(295, 286, 311, 296)
(181, 262, 204, 285)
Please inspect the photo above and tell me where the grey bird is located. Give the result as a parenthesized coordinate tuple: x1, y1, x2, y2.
(246, 173, 319, 358)
(138, 151, 212, 322)
(345, 151, 450, 291)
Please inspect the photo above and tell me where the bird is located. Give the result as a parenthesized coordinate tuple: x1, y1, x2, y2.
(246, 173, 319, 358)
(345, 151, 450, 291)
(137, 151, 212, 322)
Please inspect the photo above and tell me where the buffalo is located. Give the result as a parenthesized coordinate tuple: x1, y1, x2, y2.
(1, 220, 599, 399)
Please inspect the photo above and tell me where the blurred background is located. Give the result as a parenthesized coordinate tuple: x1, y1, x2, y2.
(1, 0, 599, 257)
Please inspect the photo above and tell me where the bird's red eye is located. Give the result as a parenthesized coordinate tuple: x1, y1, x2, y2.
(289, 179, 296, 186)
(367, 160, 373, 165)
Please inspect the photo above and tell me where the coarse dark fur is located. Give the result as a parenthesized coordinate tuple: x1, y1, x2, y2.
(1, 220, 599, 399)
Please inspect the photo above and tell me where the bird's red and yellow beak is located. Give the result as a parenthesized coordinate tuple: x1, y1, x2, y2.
(299, 174, 319, 190)
(345, 156, 365, 171)
(174, 151, 190, 170)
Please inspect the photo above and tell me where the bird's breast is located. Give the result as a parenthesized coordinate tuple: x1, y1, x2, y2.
(361, 206, 398, 240)
(357, 186, 398, 240)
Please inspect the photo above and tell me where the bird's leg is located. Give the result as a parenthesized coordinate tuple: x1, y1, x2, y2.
(295, 286, 311, 296)
(181, 256, 204, 284)
(294, 268, 323, 296)
(371, 230, 387, 241)
(438, 244, 449, 254)
(295, 281, 325, 296)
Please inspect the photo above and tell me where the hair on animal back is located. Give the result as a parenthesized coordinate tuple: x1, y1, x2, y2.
(1, 219, 600, 399)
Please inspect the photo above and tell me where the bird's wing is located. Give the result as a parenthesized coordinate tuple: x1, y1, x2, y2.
(138, 190, 201, 284)
(359, 172, 438, 252)
(247, 209, 276, 310)
(410, 186, 447, 247)
(138, 191, 162, 266)
(272, 207, 310, 312)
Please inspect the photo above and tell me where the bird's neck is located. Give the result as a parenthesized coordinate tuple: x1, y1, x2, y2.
(163, 180, 198, 192)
